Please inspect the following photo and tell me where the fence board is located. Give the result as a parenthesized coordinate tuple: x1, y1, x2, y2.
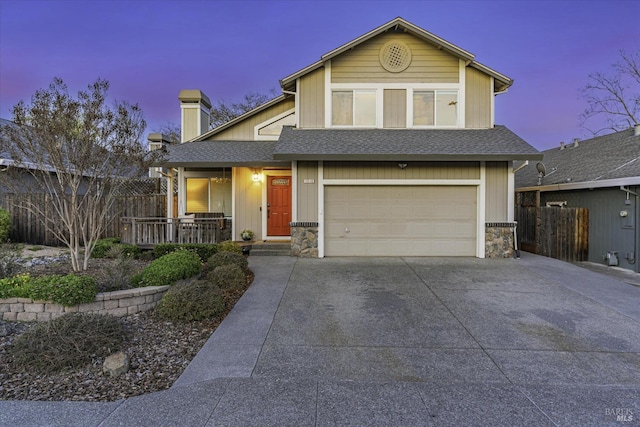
(0, 192, 166, 245)
(527, 206, 589, 262)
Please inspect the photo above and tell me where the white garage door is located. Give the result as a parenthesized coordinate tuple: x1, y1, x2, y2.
(325, 186, 477, 256)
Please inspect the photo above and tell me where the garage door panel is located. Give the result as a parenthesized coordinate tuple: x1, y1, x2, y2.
(325, 185, 476, 256)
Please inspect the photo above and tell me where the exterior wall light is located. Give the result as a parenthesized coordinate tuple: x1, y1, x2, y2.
(252, 171, 261, 182)
(398, 163, 408, 169)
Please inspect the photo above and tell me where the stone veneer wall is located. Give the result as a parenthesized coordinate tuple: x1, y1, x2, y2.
(0, 285, 169, 322)
(290, 222, 319, 258)
(485, 222, 516, 258)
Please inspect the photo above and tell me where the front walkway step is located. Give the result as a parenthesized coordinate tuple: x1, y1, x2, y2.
(249, 242, 290, 256)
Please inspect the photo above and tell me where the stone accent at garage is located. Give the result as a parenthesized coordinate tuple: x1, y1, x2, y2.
(0, 285, 170, 321)
(485, 222, 516, 258)
(290, 222, 319, 258)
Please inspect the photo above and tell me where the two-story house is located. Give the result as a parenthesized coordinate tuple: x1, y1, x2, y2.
(156, 17, 541, 258)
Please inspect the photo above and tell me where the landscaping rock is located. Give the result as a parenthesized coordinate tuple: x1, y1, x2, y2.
(103, 351, 130, 378)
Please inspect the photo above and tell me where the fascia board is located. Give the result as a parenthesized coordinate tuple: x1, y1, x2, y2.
(517, 176, 640, 193)
(470, 61, 513, 89)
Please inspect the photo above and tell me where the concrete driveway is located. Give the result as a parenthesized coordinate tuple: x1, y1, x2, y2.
(2, 254, 639, 426)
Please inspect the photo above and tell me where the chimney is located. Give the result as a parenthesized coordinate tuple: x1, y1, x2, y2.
(573, 138, 579, 148)
(147, 133, 172, 178)
(635, 123, 640, 136)
(560, 141, 565, 150)
(178, 90, 212, 142)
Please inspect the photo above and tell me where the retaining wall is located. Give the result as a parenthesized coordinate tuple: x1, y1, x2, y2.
(0, 285, 170, 322)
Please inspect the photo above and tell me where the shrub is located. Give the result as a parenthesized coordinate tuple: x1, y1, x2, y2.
(91, 238, 121, 258)
(9, 313, 126, 373)
(155, 279, 224, 321)
(216, 240, 242, 254)
(152, 243, 217, 263)
(30, 274, 98, 306)
(0, 243, 22, 279)
(204, 251, 248, 275)
(92, 238, 140, 259)
(0, 208, 10, 243)
(130, 249, 201, 288)
(99, 246, 137, 292)
(0, 273, 97, 306)
(207, 264, 246, 291)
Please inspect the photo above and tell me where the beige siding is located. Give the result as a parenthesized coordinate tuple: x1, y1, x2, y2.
(465, 67, 492, 128)
(210, 98, 295, 141)
(299, 68, 325, 128)
(331, 32, 459, 84)
(383, 89, 407, 128)
(485, 161, 508, 222)
(296, 161, 318, 221)
(324, 161, 480, 180)
(233, 167, 263, 240)
(182, 108, 199, 142)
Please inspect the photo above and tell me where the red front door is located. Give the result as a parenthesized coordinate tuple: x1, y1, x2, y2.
(267, 176, 291, 236)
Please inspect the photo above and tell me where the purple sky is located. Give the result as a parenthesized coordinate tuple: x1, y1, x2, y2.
(1, 0, 638, 151)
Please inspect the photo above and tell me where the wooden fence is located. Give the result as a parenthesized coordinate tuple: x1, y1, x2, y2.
(516, 203, 589, 262)
(0, 193, 166, 246)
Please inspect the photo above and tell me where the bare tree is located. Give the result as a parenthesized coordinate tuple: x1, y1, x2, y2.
(210, 89, 279, 129)
(0, 78, 159, 271)
(580, 49, 639, 135)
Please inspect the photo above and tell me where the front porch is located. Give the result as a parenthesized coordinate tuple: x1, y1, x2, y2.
(120, 216, 232, 248)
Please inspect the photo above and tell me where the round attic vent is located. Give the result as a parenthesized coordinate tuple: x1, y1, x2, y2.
(379, 40, 412, 73)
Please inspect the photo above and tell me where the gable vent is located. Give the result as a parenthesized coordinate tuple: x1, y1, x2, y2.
(379, 40, 412, 73)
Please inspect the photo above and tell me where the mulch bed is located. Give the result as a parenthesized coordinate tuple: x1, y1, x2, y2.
(0, 258, 253, 402)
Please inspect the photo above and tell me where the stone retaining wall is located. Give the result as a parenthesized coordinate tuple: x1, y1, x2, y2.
(290, 222, 319, 258)
(0, 285, 170, 322)
(485, 222, 516, 258)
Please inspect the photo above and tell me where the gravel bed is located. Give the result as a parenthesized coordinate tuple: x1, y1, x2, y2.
(0, 310, 224, 402)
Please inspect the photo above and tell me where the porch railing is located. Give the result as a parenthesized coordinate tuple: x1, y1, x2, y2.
(121, 217, 232, 247)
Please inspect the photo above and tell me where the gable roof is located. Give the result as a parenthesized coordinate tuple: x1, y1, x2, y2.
(515, 128, 640, 191)
(280, 17, 513, 92)
(274, 126, 541, 161)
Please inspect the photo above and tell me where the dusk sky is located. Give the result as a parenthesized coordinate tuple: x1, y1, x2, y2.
(1, 0, 638, 151)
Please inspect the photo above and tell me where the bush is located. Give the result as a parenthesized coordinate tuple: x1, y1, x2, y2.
(9, 313, 126, 373)
(216, 240, 242, 254)
(152, 243, 217, 263)
(91, 238, 121, 258)
(30, 274, 98, 306)
(155, 279, 224, 321)
(0, 208, 10, 243)
(204, 251, 248, 275)
(207, 264, 246, 291)
(0, 273, 97, 306)
(130, 249, 201, 288)
(92, 238, 140, 259)
(0, 243, 22, 279)
(99, 246, 138, 292)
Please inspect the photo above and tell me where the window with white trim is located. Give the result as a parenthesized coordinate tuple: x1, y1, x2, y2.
(185, 171, 232, 215)
(412, 90, 458, 127)
(331, 90, 377, 126)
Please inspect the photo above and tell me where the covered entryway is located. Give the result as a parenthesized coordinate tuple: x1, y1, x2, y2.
(324, 185, 477, 256)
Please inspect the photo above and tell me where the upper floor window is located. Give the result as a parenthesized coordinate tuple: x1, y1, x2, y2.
(331, 90, 376, 126)
(413, 90, 458, 127)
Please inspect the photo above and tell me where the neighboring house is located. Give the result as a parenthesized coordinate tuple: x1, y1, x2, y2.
(515, 126, 640, 271)
(157, 17, 541, 258)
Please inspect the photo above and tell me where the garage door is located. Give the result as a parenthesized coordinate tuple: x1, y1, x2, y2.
(325, 186, 477, 256)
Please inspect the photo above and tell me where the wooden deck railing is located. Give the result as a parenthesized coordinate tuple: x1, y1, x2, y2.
(121, 217, 232, 247)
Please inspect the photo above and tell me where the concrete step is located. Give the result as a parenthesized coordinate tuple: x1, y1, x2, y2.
(249, 242, 290, 256)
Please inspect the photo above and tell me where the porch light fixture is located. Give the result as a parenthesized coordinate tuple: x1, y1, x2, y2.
(252, 171, 261, 182)
(398, 163, 408, 169)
